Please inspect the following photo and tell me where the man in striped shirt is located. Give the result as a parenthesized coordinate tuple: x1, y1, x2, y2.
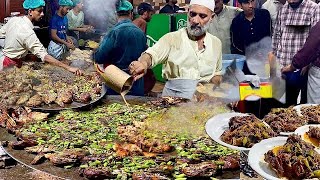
(272, 0, 320, 106)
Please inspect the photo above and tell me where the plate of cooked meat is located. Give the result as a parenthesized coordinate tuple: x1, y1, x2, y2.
(206, 113, 277, 151)
(263, 107, 308, 136)
(249, 134, 320, 180)
(295, 124, 320, 152)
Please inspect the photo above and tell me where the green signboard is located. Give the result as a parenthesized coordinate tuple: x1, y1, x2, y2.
(146, 14, 171, 82)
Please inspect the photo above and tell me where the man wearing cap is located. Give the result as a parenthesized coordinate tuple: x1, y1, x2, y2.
(0, 0, 82, 75)
(208, 0, 242, 54)
(129, 0, 222, 100)
(48, 0, 75, 60)
(67, 0, 94, 40)
(133, 2, 154, 33)
(93, 0, 147, 96)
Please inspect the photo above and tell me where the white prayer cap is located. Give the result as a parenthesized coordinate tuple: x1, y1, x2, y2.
(189, 0, 215, 12)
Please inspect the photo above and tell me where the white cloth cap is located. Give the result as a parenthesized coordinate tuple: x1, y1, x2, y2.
(189, 0, 215, 12)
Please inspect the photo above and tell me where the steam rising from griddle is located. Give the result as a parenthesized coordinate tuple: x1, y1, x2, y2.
(84, 0, 118, 31)
(245, 37, 272, 79)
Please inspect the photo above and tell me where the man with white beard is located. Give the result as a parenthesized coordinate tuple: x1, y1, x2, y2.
(128, 0, 222, 99)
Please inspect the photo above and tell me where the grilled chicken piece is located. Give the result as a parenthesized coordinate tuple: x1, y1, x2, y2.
(81, 167, 114, 179)
(31, 154, 46, 165)
(219, 155, 240, 170)
(9, 140, 38, 150)
(27, 112, 49, 121)
(148, 165, 175, 175)
(78, 92, 92, 103)
(56, 90, 73, 104)
(26, 94, 43, 107)
(41, 90, 57, 104)
(16, 93, 31, 105)
(25, 145, 55, 154)
(132, 172, 171, 180)
(181, 162, 218, 177)
(114, 143, 143, 158)
(45, 149, 87, 166)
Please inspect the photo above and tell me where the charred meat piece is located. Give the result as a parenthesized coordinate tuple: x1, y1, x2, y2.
(56, 90, 73, 104)
(148, 165, 175, 175)
(9, 140, 38, 150)
(307, 126, 320, 139)
(181, 162, 218, 177)
(41, 90, 57, 104)
(132, 172, 171, 180)
(114, 143, 143, 158)
(25, 145, 55, 154)
(45, 149, 87, 166)
(81, 167, 115, 179)
(219, 155, 240, 170)
(26, 94, 43, 107)
(16, 93, 31, 105)
(79, 92, 92, 103)
(31, 154, 46, 165)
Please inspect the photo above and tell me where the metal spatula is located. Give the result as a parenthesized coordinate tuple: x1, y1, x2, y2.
(226, 59, 246, 83)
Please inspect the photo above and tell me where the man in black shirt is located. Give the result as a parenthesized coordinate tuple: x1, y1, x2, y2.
(159, 0, 184, 14)
(231, 0, 271, 55)
(230, 0, 271, 74)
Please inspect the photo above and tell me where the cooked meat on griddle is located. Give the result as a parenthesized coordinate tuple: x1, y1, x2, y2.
(221, 116, 277, 148)
(0, 63, 102, 108)
(81, 167, 115, 179)
(263, 108, 307, 133)
(181, 162, 218, 177)
(41, 90, 57, 104)
(219, 155, 240, 170)
(9, 139, 38, 150)
(132, 172, 171, 180)
(265, 134, 320, 179)
(26, 94, 43, 107)
(307, 126, 320, 139)
(16, 93, 31, 105)
(79, 92, 92, 103)
(45, 149, 87, 166)
(301, 105, 320, 124)
(57, 90, 73, 104)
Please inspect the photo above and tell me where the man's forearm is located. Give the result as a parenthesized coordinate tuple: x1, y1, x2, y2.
(51, 34, 68, 46)
(44, 54, 69, 70)
(138, 53, 152, 69)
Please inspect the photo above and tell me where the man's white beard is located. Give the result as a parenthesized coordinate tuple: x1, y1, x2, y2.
(187, 20, 210, 37)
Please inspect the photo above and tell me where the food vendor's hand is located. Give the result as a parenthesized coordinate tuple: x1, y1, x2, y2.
(211, 75, 222, 85)
(68, 66, 83, 76)
(129, 61, 147, 81)
(281, 64, 295, 73)
(66, 42, 76, 50)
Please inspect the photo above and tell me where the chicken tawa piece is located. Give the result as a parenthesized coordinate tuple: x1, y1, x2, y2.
(26, 94, 43, 107)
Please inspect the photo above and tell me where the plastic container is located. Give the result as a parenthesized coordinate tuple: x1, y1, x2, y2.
(222, 54, 246, 74)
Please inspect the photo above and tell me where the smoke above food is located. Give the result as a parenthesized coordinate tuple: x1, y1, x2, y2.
(84, 0, 118, 31)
